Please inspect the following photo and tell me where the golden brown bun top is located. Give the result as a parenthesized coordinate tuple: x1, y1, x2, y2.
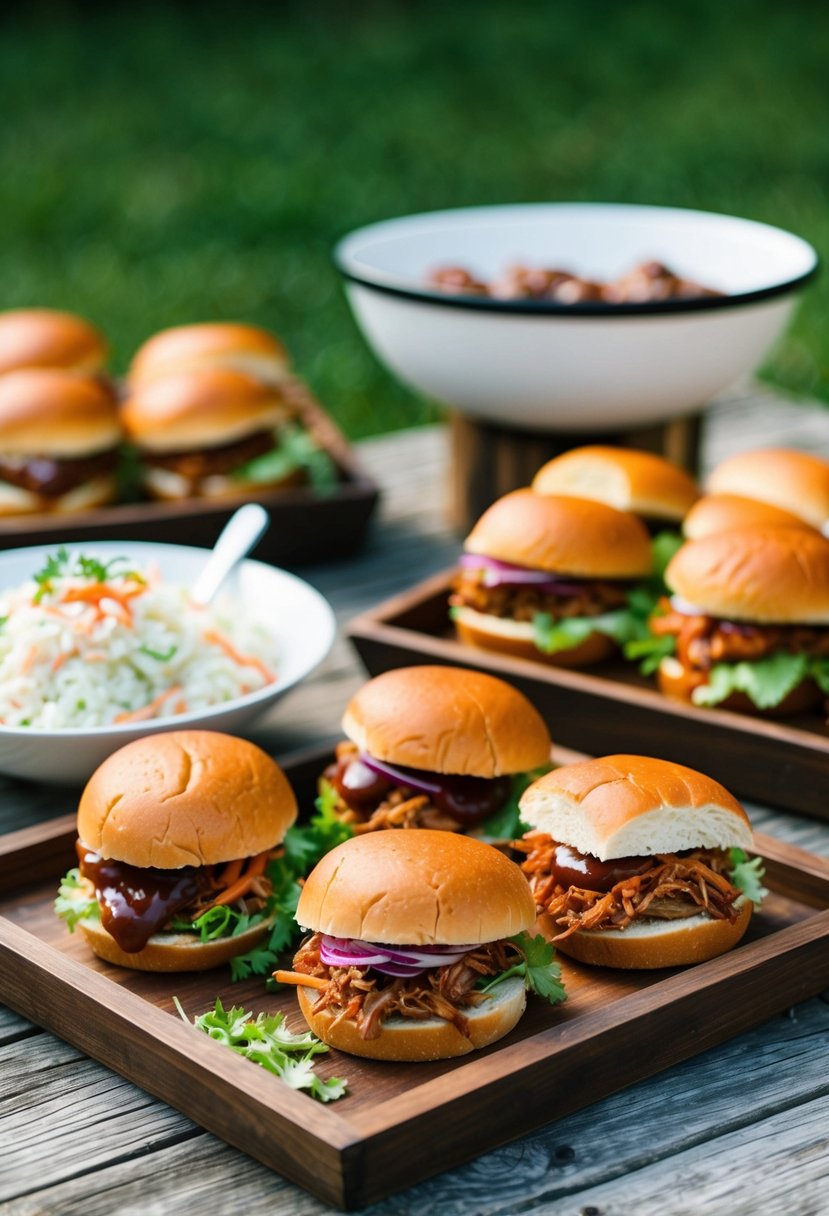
(682, 493, 819, 541)
(533, 446, 699, 522)
(0, 369, 122, 456)
(707, 447, 829, 529)
(128, 322, 290, 387)
(342, 666, 552, 776)
(464, 490, 652, 578)
(0, 308, 107, 374)
(78, 730, 297, 868)
(121, 366, 287, 453)
(520, 754, 752, 860)
(666, 525, 829, 623)
(296, 829, 536, 944)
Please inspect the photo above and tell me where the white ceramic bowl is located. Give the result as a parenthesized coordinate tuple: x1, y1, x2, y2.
(0, 540, 336, 785)
(335, 203, 818, 431)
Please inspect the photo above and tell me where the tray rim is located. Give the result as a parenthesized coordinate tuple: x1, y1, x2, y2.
(2, 746, 829, 1209)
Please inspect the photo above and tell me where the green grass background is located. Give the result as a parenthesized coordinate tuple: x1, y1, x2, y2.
(1, 0, 827, 437)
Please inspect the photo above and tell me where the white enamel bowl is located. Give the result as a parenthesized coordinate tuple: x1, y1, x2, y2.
(335, 202, 818, 431)
(0, 540, 336, 785)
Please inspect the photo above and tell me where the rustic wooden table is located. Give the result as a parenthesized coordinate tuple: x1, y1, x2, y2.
(2, 387, 829, 1216)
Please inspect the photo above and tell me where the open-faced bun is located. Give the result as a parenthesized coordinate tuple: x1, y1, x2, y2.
(128, 322, 290, 388)
(533, 446, 699, 522)
(682, 493, 818, 540)
(296, 830, 536, 945)
(297, 974, 526, 1060)
(520, 754, 752, 860)
(707, 447, 829, 530)
(464, 490, 652, 578)
(665, 526, 829, 624)
(0, 308, 107, 374)
(452, 605, 616, 668)
(0, 369, 121, 456)
(656, 655, 823, 717)
(121, 367, 288, 453)
(77, 906, 272, 973)
(77, 730, 297, 868)
(341, 665, 551, 776)
(542, 898, 752, 969)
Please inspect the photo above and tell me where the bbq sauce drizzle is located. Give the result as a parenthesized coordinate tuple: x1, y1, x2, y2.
(77, 841, 210, 953)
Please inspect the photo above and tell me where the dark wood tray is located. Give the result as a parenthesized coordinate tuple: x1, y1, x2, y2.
(2, 746, 829, 1210)
(346, 570, 829, 822)
(0, 381, 379, 566)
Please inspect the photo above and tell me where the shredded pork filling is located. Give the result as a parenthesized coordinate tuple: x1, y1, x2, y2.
(450, 575, 628, 623)
(292, 934, 521, 1040)
(651, 598, 829, 672)
(517, 833, 742, 940)
(324, 741, 465, 832)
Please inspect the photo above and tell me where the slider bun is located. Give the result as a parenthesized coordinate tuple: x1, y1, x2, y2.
(140, 463, 306, 503)
(128, 322, 290, 388)
(464, 490, 652, 578)
(121, 367, 288, 453)
(656, 655, 823, 717)
(707, 447, 829, 530)
(297, 974, 526, 1060)
(0, 473, 118, 517)
(77, 902, 273, 972)
(342, 664, 551, 776)
(453, 605, 616, 668)
(666, 526, 829, 623)
(78, 730, 297, 868)
(533, 445, 699, 522)
(683, 493, 818, 540)
(520, 754, 752, 860)
(0, 308, 107, 374)
(297, 830, 536, 945)
(0, 369, 121, 456)
(542, 898, 752, 969)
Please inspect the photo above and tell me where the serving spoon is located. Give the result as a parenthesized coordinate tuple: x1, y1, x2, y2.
(189, 503, 270, 606)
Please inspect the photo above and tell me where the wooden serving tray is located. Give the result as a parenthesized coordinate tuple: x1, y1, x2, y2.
(347, 571, 829, 823)
(2, 747, 829, 1210)
(0, 381, 379, 566)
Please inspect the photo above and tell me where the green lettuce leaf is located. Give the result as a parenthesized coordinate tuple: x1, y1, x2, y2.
(173, 997, 347, 1102)
(808, 656, 829, 695)
(650, 530, 684, 584)
(54, 868, 100, 931)
(475, 766, 552, 841)
(692, 652, 810, 709)
(624, 632, 677, 675)
(233, 423, 338, 493)
(729, 848, 769, 905)
(481, 932, 567, 1005)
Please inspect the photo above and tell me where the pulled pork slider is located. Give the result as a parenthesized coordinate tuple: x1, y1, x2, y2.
(707, 447, 829, 532)
(682, 493, 818, 541)
(451, 489, 653, 666)
(121, 366, 304, 500)
(518, 755, 764, 969)
(532, 445, 700, 528)
(0, 308, 108, 375)
(322, 665, 552, 834)
(56, 730, 297, 971)
(646, 525, 829, 714)
(128, 322, 290, 388)
(277, 829, 563, 1060)
(0, 369, 121, 515)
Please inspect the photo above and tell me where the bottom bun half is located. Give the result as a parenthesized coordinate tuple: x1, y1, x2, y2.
(657, 656, 822, 717)
(0, 473, 118, 517)
(79, 915, 271, 972)
(454, 606, 615, 668)
(297, 975, 527, 1061)
(541, 897, 753, 970)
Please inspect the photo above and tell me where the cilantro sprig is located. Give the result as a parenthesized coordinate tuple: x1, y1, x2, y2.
(481, 932, 567, 1005)
(32, 547, 144, 602)
(54, 868, 100, 930)
(233, 423, 338, 494)
(475, 766, 551, 842)
(729, 848, 768, 905)
(173, 997, 347, 1103)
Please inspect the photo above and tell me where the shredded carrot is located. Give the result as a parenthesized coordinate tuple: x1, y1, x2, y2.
(84, 652, 108, 663)
(19, 646, 39, 676)
(218, 858, 245, 887)
(113, 685, 183, 724)
(202, 628, 275, 684)
(199, 850, 271, 911)
(51, 650, 77, 673)
(274, 971, 328, 991)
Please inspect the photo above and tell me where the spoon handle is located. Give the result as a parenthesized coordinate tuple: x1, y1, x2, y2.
(190, 503, 271, 605)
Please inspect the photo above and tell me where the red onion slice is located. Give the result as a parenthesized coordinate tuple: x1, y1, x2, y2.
(319, 935, 479, 978)
(459, 552, 588, 595)
(358, 754, 443, 797)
